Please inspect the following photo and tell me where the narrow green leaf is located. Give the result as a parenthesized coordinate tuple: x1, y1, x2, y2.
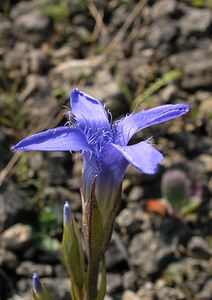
(62, 216, 85, 300)
(132, 70, 183, 108)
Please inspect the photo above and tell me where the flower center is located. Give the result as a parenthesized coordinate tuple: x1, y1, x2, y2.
(86, 127, 113, 157)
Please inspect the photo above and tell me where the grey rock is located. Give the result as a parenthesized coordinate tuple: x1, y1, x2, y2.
(129, 229, 178, 278)
(146, 246, 175, 278)
(128, 186, 143, 202)
(170, 50, 212, 89)
(137, 284, 185, 300)
(147, 19, 179, 48)
(159, 84, 178, 103)
(179, 8, 211, 37)
(46, 152, 71, 185)
(3, 42, 28, 70)
(187, 236, 212, 260)
(199, 278, 212, 300)
(152, 0, 178, 20)
(116, 208, 141, 236)
(122, 290, 141, 300)
(199, 99, 212, 120)
(0, 20, 12, 37)
(1, 223, 32, 251)
(0, 248, 18, 269)
(16, 261, 53, 277)
(183, 58, 212, 89)
(30, 49, 50, 73)
(107, 273, 122, 294)
(44, 186, 81, 212)
(122, 271, 137, 291)
(106, 238, 126, 270)
(197, 154, 212, 173)
(0, 183, 27, 232)
(54, 264, 68, 278)
(156, 286, 185, 300)
(164, 257, 211, 292)
(116, 208, 135, 228)
(13, 9, 51, 45)
(204, 129, 212, 148)
(159, 217, 191, 245)
(10, 1, 37, 19)
(8, 292, 31, 300)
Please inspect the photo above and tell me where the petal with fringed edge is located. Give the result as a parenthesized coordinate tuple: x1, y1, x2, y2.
(70, 88, 110, 131)
(115, 103, 190, 145)
(111, 140, 163, 175)
(11, 126, 91, 152)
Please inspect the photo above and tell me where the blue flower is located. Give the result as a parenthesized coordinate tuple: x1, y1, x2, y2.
(12, 88, 189, 204)
(32, 273, 43, 294)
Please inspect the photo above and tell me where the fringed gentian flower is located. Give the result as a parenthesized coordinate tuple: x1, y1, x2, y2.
(12, 88, 189, 300)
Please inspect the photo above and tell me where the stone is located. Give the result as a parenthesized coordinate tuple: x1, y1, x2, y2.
(106, 238, 127, 270)
(129, 219, 191, 279)
(1, 223, 32, 251)
(3, 42, 28, 70)
(107, 273, 122, 294)
(164, 257, 210, 293)
(116, 208, 141, 236)
(199, 278, 212, 300)
(128, 186, 143, 202)
(122, 290, 141, 300)
(0, 248, 18, 269)
(159, 84, 178, 103)
(122, 271, 137, 291)
(199, 99, 212, 119)
(0, 183, 27, 232)
(151, 0, 178, 20)
(187, 236, 212, 260)
(10, 1, 37, 19)
(0, 20, 12, 38)
(197, 154, 212, 173)
(16, 261, 53, 277)
(147, 19, 179, 48)
(116, 208, 134, 228)
(29, 49, 50, 74)
(179, 8, 211, 37)
(156, 286, 185, 299)
(8, 293, 31, 300)
(13, 9, 52, 45)
(159, 217, 192, 245)
(46, 152, 70, 185)
(170, 50, 212, 89)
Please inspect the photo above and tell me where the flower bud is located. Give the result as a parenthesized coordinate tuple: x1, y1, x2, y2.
(63, 201, 72, 226)
(161, 169, 190, 206)
(32, 273, 43, 294)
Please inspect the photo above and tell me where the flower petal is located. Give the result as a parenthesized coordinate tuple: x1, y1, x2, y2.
(95, 144, 128, 206)
(115, 104, 190, 145)
(11, 126, 91, 151)
(111, 141, 163, 175)
(81, 152, 100, 202)
(70, 88, 110, 130)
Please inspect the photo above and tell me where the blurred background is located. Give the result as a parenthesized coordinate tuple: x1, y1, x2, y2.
(0, 0, 211, 299)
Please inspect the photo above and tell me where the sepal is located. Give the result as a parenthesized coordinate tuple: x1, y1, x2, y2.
(62, 212, 85, 300)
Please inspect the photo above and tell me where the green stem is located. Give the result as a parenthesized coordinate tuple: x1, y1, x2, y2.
(86, 259, 100, 300)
